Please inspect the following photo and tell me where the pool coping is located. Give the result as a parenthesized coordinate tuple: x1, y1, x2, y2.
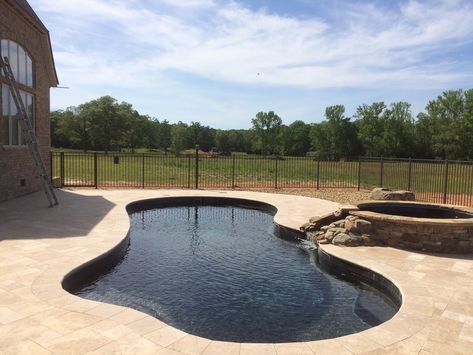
(353, 200, 473, 226)
(62, 196, 402, 338)
(1, 189, 473, 354)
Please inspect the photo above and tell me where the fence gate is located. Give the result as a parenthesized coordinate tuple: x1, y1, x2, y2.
(52, 152, 95, 187)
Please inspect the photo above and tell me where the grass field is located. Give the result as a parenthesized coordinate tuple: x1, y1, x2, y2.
(51, 152, 473, 206)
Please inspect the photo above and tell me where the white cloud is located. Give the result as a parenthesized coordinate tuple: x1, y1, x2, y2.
(33, 0, 473, 91)
(158, 0, 216, 9)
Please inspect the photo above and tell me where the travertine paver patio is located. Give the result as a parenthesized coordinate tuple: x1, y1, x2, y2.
(0, 189, 472, 354)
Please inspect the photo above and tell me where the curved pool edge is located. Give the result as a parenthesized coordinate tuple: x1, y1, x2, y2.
(316, 247, 402, 309)
(20, 189, 446, 353)
(61, 194, 402, 342)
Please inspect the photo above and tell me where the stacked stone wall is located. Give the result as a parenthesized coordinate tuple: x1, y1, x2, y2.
(367, 219, 473, 253)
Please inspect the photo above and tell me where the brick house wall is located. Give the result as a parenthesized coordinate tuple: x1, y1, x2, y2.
(0, 0, 58, 202)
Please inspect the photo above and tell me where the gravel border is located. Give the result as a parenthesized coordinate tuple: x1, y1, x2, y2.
(235, 188, 370, 206)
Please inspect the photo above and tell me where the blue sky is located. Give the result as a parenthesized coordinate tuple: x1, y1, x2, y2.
(30, 0, 473, 129)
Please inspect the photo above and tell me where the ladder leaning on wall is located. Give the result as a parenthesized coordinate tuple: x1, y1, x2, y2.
(0, 56, 58, 208)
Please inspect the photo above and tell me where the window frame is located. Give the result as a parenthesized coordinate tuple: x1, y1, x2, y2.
(0, 39, 36, 147)
(1, 84, 35, 147)
(1, 39, 35, 88)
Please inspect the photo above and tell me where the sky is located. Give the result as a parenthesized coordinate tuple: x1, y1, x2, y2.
(29, 0, 473, 129)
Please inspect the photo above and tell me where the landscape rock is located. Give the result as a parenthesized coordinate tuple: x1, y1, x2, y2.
(332, 233, 351, 245)
(354, 219, 372, 233)
(369, 188, 415, 201)
(346, 218, 373, 234)
(347, 234, 364, 246)
(332, 219, 346, 228)
(324, 230, 335, 242)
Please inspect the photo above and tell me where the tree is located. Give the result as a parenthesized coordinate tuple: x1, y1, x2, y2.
(171, 122, 189, 154)
(188, 121, 215, 151)
(382, 102, 415, 157)
(309, 122, 331, 158)
(462, 89, 473, 159)
(53, 106, 91, 151)
(49, 89, 473, 159)
(309, 106, 360, 159)
(280, 120, 311, 156)
(159, 119, 172, 154)
(215, 131, 232, 154)
(50, 109, 75, 148)
(79, 96, 132, 153)
(414, 112, 436, 158)
(416, 89, 473, 159)
(251, 111, 282, 155)
(126, 113, 150, 152)
(355, 102, 386, 157)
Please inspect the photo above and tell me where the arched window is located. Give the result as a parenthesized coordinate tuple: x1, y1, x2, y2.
(1, 39, 34, 87)
(1, 39, 35, 146)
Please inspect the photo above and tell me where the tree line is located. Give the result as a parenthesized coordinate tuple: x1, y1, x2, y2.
(51, 89, 473, 160)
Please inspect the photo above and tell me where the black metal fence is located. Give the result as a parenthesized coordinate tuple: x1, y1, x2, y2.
(50, 152, 473, 207)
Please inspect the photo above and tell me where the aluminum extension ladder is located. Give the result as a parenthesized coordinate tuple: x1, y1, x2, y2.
(0, 56, 58, 207)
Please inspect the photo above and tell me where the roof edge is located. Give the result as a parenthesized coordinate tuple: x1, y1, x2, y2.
(5, 0, 59, 86)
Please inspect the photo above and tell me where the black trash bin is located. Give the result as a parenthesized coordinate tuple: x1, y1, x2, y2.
(113, 155, 120, 164)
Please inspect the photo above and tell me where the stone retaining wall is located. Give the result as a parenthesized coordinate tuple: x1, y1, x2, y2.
(350, 210, 473, 253)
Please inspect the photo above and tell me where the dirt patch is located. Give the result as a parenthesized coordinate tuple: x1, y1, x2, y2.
(236, 188, 370, 205)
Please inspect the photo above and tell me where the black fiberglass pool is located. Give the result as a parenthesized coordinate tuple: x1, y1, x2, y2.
(70, 199, 398, 342)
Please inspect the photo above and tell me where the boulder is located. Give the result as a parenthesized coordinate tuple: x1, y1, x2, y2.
(324, 230, 336, 242)
(369, 188, 415, 201)
(346, 218, 372, 234)
(332, 233, 351, 245)
(347, 233, 364, 246)
(332, 219, 346, 228)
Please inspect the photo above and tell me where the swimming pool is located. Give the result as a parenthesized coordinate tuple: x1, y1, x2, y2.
(64, 198, 398, 343)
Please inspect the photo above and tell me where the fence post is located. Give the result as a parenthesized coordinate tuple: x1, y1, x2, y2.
(94, 152, 98, 189)
(274, 158, 278, 189)
(141, 153, 145, 188)
(407, 157, 412, 191)
(443, 159, 449, 204)
(380, 157, 384, 187)
(357, 157, 361, 191)
(187, 154, 191, 189)
(195, 145, 199, 189)
(60, 151, 65, 187)
(232, 155, 236, 189)
(316, 158, 320, 190)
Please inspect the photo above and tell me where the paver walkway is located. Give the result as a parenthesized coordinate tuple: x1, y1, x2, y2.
(0, 189, 472, 354)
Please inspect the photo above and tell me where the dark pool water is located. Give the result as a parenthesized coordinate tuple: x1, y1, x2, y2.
(76, 205, 397, 342)
(359, 204, 473, 219)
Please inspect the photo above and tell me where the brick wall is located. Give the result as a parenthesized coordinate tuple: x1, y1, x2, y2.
(0, 2, 53, 202)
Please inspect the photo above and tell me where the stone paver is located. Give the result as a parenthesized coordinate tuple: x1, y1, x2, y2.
(0, 189, 472, 353)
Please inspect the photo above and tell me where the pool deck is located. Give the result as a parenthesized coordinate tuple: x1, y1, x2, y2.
(0, 189, 472, 354)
